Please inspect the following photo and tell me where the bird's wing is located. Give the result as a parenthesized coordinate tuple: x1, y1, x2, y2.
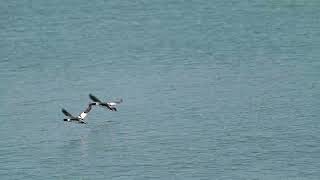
(100, 103, 113, 110)
(61, 108, 76, 118)
(83, 103, 96, 113)
(89, 94, 102, 103)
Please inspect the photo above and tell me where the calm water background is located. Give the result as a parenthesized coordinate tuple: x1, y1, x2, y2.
(0, 0, 319, 179)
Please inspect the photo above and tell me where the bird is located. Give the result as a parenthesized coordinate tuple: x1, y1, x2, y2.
(89, 94, 123, 111)
(62, 102, 96, 124)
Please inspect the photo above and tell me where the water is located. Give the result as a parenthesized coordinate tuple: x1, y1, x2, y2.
(1, 0, 319, 179)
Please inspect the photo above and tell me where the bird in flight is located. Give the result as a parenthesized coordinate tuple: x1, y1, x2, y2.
(89, 94, 123, 111)
(61, 102, 96, 124)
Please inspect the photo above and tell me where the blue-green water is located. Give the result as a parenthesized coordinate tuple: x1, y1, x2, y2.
(1, 0, 319, 179)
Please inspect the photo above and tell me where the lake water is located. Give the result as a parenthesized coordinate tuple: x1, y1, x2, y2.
(0, 0, 319, 179)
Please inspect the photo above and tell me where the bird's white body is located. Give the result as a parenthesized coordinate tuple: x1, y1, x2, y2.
(78, 112, 87, 120)
(108, 102, 117, 107)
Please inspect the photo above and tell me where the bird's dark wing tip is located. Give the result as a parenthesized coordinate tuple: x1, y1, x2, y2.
(89, 94, 102, 103)
(61, 108, 74, 118)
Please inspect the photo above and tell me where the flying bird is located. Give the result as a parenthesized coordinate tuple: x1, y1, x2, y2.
(62, 102, 96, 124)
(89, 94, 123, 111)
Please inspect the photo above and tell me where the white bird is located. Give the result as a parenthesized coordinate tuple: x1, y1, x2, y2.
(89, 94, 123, 111)
(62, 102, 96, 124)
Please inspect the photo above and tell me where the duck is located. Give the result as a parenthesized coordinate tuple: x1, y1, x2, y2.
(89, 94, 123, 111)
(62, 102, 96, 124)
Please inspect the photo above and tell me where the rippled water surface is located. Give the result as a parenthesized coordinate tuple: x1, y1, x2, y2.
(0, 0, 319, 179)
